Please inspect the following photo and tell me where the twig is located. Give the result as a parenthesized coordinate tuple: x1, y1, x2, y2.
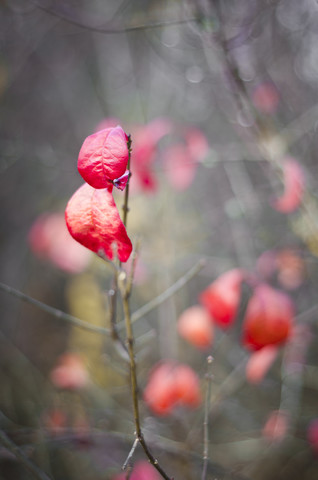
(0, 429, 52, 480)
(122, 437, 139, 471)
(122, 135, 132, 228)
(0, 282, 110, 336)
(126, 238, 141, 298)
(0, 259, 205, 339)
(201, 356, 214, 480)
(118, 273, 173, 480)
(118, 258, 206, 330)
(33, 2, 198, 35)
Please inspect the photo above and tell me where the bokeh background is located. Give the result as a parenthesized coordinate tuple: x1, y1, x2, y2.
(1, 1, 318, 479)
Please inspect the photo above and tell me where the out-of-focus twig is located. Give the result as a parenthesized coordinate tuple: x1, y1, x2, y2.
(118, 258, 207, 330)
(0, 260, 205, 338)
(33, 1, 198, 35)
(0, 282, 110, 336)
(201, 355, 214, 480)
(119, 272, 173, 480)
(0, 429, 52, 480)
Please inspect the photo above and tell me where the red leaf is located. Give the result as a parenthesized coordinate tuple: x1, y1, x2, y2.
(272, 158, 305, 213)
(163, 143, 197, 191)
(252, 82, 279, 114)
(28, 213, 91, 273)
(199, 269, 244, 328)
(130, 117, 172, 193)
(177, 305, 214, 349)
(50, 353, 89, 391)
(77, 126, 129, 189)
(143, 361, 201, 416)
(242, 284, 294, 350)
(112, 461, 160, 480)
(65, 183, 132, 263)
(263, 410, 289, 443)
(246, 345, 278, 384)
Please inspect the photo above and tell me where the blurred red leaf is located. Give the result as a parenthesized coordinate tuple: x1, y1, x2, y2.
(242, 284, 294, 350)
(199, 269, 244, 329)
(177, 305, 214, 350)
(163, 143, 197, 191)
(28, 213, 91, 273)
(143, 361, 201, 416)
(307, 419, 318, 455)
(77, 126, 129, 189)
(185, 127, 209, 162)
(262, 410, 289, 443)
(50, 353, 89, 390)
(272, 158, 305, 213)
(246, 345, 279, 384)
(65, 183, 132, 262)
(130, 117, 172, 193)
(112, 461, 160, 480)
(252, 82, 279, 114)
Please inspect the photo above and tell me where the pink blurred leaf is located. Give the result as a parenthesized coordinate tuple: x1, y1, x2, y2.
(130, 117, 172, 193)
(262, 410, 289, 443)
(185, 127, 209, 162)
(50, 353, 89, 391)
(112, 461, 160, 480)
(28, 213, 91, 273)
(252, 82, 279, 114)
(246, 345, 279, 384)
(163, 143, 197, 191)
(199, 269, 244, 329)
(177, 305, 214, 350)
(272, 158, 305, 213)
(143, 361, 201, 416)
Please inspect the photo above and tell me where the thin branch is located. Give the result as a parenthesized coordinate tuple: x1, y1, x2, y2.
(119, 273, 173, 480)
(122, 135, 132, 228)
(0, 260, 204, 338)
(126, 238, 141, 298)
(0, 429, 52, 480)
(34, 2, 198, 35)
(0, 282, 110, 336)
(121, 258, 207, 329)
(201, 356, 214, 480)
(122, 437, 139, 471)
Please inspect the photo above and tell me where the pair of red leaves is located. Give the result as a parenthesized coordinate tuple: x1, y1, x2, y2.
(199, 269, 294, 351)
(65, 126, 132, 263)
(143, 361, 202, 416)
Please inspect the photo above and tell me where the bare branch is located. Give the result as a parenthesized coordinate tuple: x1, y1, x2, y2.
(33, 2, 198, 35)
(120, 258, 207, 330)
(0, 429, 52, 480)
(0, 282, 110, 336)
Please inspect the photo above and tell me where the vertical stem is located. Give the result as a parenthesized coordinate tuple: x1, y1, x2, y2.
(122, 135, 132, 228)
(122, 285, 142, 438)
(120, 278, 172, 480)
(201, 355, 214, 480)
(118, 134, 172, 480)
